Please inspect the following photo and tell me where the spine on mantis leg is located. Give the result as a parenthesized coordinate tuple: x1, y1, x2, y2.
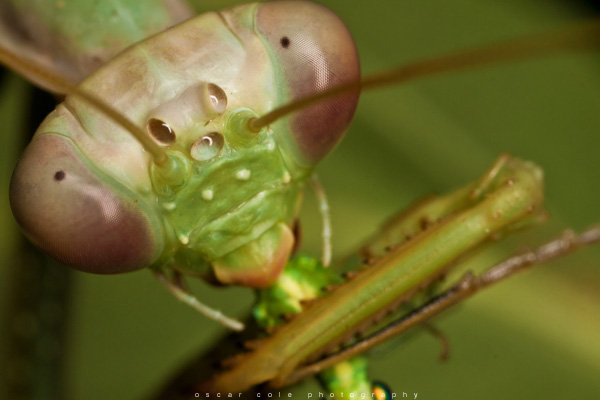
(201, 154, 546, 392)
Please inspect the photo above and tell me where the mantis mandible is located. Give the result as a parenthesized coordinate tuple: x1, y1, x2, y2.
(1, 0, 600, 400)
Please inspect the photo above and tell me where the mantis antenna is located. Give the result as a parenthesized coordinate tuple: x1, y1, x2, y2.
(0, 45, 168, 166)
(249, 19, 600, 132)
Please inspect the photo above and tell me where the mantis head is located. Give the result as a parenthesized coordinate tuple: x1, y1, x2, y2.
(7, 0, 360, 281)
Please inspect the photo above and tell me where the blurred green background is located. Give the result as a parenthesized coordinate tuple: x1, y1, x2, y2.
(1, 0, 599, 399)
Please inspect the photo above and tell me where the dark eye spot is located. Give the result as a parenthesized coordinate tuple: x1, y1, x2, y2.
(54, 170, 66, 181)
(280, 36, 290, 49)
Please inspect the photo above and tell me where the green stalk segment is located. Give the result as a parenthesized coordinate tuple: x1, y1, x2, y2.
(202, 154, 545, 392)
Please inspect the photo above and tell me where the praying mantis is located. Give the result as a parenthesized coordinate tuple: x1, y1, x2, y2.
(1, 0, 599, 399)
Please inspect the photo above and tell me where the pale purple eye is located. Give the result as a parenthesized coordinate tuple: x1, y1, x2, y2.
(10, 134, 160, 274)
(256, 1, 360, 166)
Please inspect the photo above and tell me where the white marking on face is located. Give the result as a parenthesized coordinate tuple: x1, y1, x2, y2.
(162, 202, 176, 211)
(202, 189, 214, 201)
(236, 169, 251, 181)
(178, 234, 189, 245)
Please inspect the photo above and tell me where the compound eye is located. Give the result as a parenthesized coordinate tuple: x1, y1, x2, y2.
(256, 1, 360, 166)
(10, 134, 158, 274)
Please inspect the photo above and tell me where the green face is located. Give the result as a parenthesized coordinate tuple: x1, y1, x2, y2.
(152, 107, 306, 287)
(9, 1, 360, 287)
